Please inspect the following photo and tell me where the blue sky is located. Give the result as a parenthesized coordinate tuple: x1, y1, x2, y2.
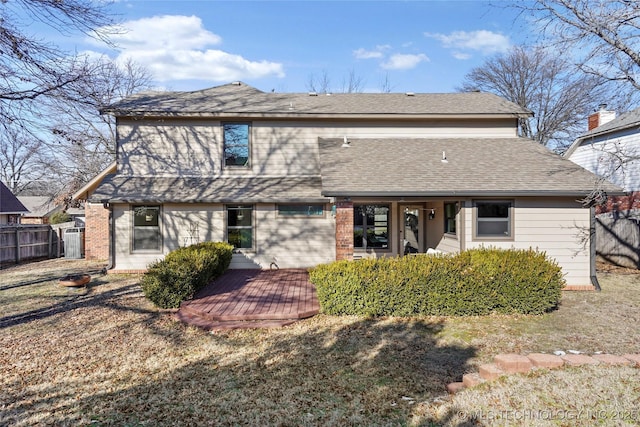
(64, 1, 533, 93)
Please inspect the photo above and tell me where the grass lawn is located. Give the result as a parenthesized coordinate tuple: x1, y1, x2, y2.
(1, 259, 639, 426)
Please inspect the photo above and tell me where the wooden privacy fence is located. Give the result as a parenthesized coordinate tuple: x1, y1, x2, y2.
(0, 222, 76, 265)
(596, 212, 640, 269)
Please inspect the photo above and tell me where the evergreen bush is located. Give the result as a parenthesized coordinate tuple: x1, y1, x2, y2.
(310, 248, 564, 316)
(140, 242, 233, 309)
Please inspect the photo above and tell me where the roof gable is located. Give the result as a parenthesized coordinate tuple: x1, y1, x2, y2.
(579, 107, 640, 139)
(565, 106, 640, 158)
(0, 182, 29, 214)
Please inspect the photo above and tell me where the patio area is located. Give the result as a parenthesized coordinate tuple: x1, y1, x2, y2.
(176, 269, 320, 331)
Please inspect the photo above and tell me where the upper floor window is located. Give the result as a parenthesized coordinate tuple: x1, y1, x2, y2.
(223, 123, 250, 167)
(444, 202, 458, 235)
(474, 200, 513, 239)
(132, 205, 161, 252)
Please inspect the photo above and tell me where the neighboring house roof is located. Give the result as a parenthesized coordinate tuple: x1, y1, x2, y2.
(103, 82, 532, 119)
(72, 161, 117, 201)
(318, 137, 623, 197)
(565, 107, 640, 157)
(17, 196, 60, 218)
(90, 176, 327, 204)
(0, 182, 29, 214)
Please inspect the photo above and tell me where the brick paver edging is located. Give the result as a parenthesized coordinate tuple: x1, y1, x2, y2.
(448, 352, 640, 394)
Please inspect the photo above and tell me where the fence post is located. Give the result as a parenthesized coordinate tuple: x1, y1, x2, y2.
(48, 228, 53, 258)
(15, 227, 20, 264)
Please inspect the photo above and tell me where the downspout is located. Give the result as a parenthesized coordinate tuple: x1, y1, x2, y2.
(104, 201, 114, 271)
(590, 205, 601, 291)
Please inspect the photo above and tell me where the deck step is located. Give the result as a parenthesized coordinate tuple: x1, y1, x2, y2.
(175, 310, 298, 331)
(179, 301, 319, 322)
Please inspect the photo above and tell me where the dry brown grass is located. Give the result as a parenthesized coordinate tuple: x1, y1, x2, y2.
(1, 259, 638, 426)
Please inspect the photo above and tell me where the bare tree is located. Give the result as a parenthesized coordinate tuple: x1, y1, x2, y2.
(379, 73, 393, 93)
(340, 69, 365, 93)
(306, 70, 332, 94)
(0, 126, 50, 194)
(45, 58, 152, 174)
(0, 0, 116, 122)
(306, 69, 366, 94)
(37, 57, 152, 204)
(514, 0, 640, 102)
(459, 45, 610, 149)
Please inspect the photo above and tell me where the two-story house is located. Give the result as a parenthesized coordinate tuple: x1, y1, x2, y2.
(89, 82, 621, 289)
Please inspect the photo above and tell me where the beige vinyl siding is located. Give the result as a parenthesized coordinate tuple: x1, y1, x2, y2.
(118, 118, 518, 177)
(113, 204, 164, 270)
(424, 201, 463, 253)
(162, 204, 225, 251)
(230, 203, 335, 269)
(112, 202, 335, 271)
(463, 198, 591, 286)
(117, 118, 221, 177)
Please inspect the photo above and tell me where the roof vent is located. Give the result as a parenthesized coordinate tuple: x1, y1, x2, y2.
(405, 92, 415, 96)
(341, 136, 351, 148)
(441, 151, 448, 163)
(308, 92, 318, 96)
(231, 81, 242, 86)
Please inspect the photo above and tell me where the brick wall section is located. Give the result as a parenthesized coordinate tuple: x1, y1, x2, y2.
(335, 201, 354, 261)
(85, 202, 110, 260)
(597, 191, 640, 214)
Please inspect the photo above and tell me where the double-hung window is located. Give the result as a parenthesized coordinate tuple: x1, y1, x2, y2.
(223, 123, 250, 167)
(227, 205, 253, 249)
(474, 200, 513, 239)
(132, 206, 161, 252)
(354, 204, 389, 249)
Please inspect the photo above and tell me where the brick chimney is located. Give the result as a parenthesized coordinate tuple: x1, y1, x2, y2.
(588, 104, 616, 130)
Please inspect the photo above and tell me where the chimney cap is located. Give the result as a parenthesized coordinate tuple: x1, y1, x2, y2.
(598, 103, 608, 111)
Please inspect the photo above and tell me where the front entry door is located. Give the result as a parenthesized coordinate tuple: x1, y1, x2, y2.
(400, 206, 422, 255)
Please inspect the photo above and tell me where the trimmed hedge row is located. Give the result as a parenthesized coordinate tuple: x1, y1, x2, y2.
(140, 242, 234, 309)
(309, 248, 565, 316)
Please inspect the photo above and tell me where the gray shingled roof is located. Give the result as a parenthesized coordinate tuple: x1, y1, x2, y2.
(318, 138, 623, 197)
(103, 82, 532, 117)
(0, 181, 29, 214)
(18, 196, 59, 217)
(90, 175, 327, 203)
(579, 107, 640, 139)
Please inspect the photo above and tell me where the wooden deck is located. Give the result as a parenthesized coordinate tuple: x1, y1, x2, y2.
(176, 269, 320, 331)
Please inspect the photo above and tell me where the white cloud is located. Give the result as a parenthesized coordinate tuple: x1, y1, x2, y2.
(425, 30, 511, 56)
(452, 52, 472, 60)
(353, 44, 391, 59)
(92, 15, 284, 82)
(381, 53, 429, 70)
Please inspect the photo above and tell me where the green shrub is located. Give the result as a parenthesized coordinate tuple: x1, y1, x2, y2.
(309, 248, 565, 316)
(140, 241, 233, 309)
(49, 211, 71, 224)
